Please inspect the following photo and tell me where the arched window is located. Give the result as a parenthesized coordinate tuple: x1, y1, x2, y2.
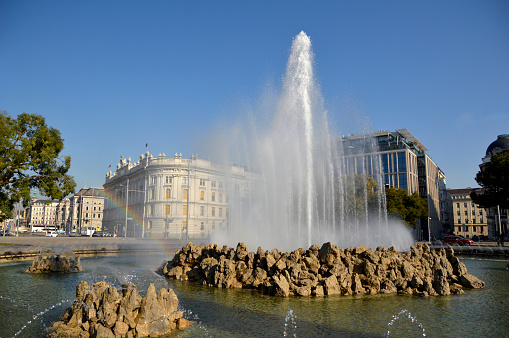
(183, 189, 188, 199)
(200, 191, 204, 200)
(166, 188, 171, 199)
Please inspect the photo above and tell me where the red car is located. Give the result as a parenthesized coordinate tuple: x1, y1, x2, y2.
(442, 235, 473, 246)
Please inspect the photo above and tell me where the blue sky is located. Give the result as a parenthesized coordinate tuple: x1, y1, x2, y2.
(1, 0, 508, 191)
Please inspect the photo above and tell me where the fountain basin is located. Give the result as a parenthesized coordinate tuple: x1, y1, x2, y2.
(0, 254, 507, 337)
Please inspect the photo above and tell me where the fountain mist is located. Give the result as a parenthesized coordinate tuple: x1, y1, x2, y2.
(204, 31, 413, 251)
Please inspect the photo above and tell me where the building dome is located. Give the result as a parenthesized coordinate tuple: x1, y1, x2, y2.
(486, 134, 509, 157)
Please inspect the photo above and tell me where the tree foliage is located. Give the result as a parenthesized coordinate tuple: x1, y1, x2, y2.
(0, 111, 76, 221)
(337, 174, 381, 219)
(385, 187, 427, 227)
(470, 149, 509, 210)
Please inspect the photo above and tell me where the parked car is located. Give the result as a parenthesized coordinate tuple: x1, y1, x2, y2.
(92, 231, 103, 237)
(69, 231, 80, 237)
(442, 235, 473, 246)
(46, 231, 58, 237)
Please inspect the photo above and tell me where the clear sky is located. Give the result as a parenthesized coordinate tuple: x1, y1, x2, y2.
(1, 0, 508, 192)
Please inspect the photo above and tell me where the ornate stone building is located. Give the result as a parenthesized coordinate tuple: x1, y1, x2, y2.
(103, 152, 257, 239)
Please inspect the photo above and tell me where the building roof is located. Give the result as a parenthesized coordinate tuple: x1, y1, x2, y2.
(395, 128, 429, 151)
(75, 187, 105, 197)
(486, 134, 509, 157)
(448, 188, 484, 195)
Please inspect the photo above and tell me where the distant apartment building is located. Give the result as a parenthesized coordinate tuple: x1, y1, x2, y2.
(26, 188, 105, 234)
(341, 129, 446, 240)
(448, 188, 488, 239)
(69, 187, 106, 234)
(103, 152, 257, 239)
(26, 198, 60, 231)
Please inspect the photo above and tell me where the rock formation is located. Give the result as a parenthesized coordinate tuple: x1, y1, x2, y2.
(26, 247, 82, 273)
(161, 242, 485, 297)
(47, 281, 190, 338)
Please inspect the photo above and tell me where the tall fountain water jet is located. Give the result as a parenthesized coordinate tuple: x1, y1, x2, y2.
(205, 31, 413, 251)
(280, 31, 315, 248)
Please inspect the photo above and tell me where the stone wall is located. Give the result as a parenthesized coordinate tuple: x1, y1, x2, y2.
(161, 242, 485, 297)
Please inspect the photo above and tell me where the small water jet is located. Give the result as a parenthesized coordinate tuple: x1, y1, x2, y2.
(283, 308, 297, 337)
(13, 299, 73, 337)
(386, 309, 427, 337)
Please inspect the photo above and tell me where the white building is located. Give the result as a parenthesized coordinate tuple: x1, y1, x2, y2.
(69, 188, 106, 234)
(103, 152, 257, 239)
(26, 198, 59, 232)
(25, 188, 105, 234)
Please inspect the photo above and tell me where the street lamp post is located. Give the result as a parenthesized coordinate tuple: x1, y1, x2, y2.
(186, 162, 190, 242)
(124, 178, 129, 238)
(428, 217, 432, 243)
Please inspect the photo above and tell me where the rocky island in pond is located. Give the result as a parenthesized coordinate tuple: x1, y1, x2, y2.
(161, 242, 484, 297)
(26, 247, 82, 273)
(47, 281, 190, 337)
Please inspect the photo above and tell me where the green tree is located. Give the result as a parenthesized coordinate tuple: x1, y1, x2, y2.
(339, 174, 380, 218)
(385, 187, 427, 227)
(0, 111, 76, 221)
(470, 149, 509, 210)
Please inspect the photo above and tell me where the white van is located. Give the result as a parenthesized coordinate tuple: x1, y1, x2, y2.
(46, 231, 58, 237)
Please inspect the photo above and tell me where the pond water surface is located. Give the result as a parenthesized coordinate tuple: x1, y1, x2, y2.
(0, 254, 507, 337)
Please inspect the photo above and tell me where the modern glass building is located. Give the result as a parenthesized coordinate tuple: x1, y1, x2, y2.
(341, 129, 444, 240)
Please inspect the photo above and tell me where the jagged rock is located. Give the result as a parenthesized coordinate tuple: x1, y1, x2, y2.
(295, 285, 312, 296)
(272, 274, 290, 296)
(434, 268, 451, 295)
(312, 285, 325, 296)
(47, 281, 189, 338)
(319, 242, 339, 264)
(351, 273, 365, 295)
(161, 242, 484, 298)
(235, 242, 249, 261)
(324, 275, 341, 295)
(459, 273, 485, 289)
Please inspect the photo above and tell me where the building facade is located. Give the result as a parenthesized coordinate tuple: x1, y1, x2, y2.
(69, 188, 106, 234)
(26, 198, 60, 231)
(341, 129, 445, 240)
(25, 188, 105, 234)
(103, 152, 257, 239)
(448, 188, 488, 239)
(479, 134, 509, 239)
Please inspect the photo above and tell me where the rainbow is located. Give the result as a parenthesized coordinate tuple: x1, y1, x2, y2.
(101, 190, 179, 258)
